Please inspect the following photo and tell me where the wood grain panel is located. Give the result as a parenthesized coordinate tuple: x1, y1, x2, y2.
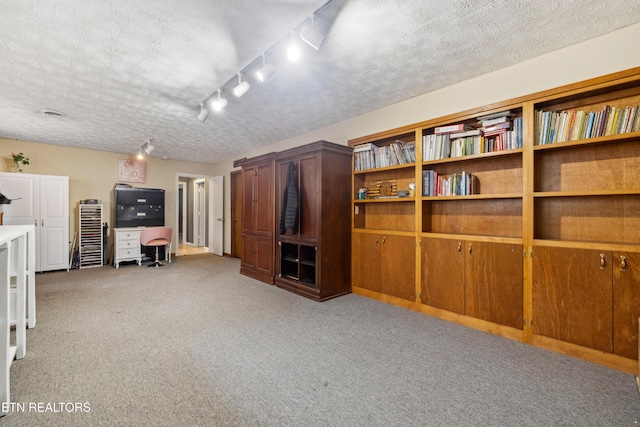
(465, 241, 523, 329)
(380, 235, 415, 301)
(535, 140, 640, 192)
(532, 246, 613, 352)
(613, 251, 640, 359)
(428, 199, 522, 237)
(352, 233, 381, 292)
(534, 195, 640, 243)
(363, 202, 415, 231)
(421, 237, 465, 314)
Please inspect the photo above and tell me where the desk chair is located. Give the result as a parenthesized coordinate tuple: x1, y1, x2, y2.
(140, 226, 172, 267)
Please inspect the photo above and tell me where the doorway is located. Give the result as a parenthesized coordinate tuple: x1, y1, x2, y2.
(175, 173, 224, 257)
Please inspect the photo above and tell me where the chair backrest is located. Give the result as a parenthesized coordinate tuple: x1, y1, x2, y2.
(140, 226, 173, 246)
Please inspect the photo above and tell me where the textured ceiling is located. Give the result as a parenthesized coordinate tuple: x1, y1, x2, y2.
(1, 0, 639, 164)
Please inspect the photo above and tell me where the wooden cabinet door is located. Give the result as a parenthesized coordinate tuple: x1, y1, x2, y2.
(352, 233, 380, 292)
(532, 246, 613, 352)
(380, 235, 415, 301)
(421, 237, 465, 314)
(465, 241, 523, 329)
(298, 155, 319, 241)
(613, 251, 640, 359)
(240, 234, 257, 269)
(241, 168, 256, 235)
(254, 163, 273, 237)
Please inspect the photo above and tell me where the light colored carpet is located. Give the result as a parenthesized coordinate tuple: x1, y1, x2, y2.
(2, 254, 639, 426)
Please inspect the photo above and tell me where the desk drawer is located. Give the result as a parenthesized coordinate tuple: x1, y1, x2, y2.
(117, 238, 139, 250)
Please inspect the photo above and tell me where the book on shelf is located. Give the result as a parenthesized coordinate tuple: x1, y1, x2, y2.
(536, 103, 640, 145)
(476, 110, 515, 122)
(482, 121, 511, 134)
(354, 140, 414, 171)
(422, 169, 478, 196)
(434, 123, 474, 134)
(449, 129, 483, 139)
(479, 115, 513, 127)
(353, 142, 378, 153)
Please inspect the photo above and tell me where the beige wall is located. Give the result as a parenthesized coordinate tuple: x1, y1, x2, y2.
(212, 22, 640, 254)
(0, 140, 213, 256)
(2, 23, 639, 257)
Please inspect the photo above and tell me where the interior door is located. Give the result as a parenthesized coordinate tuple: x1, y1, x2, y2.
(210, 175, 224, 256)
(230, 171, 242, 258)
(39, 175, 69, 271)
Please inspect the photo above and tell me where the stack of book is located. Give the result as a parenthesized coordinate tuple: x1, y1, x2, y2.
(477, 111, 523, 152)
(536, 104, 640, 145)
(422, 169, 478, 196)
(353, 140, 415, 171)
(423, 113, 522, 161)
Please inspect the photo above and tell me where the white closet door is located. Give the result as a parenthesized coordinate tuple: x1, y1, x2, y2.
(39, 175, 69, 271)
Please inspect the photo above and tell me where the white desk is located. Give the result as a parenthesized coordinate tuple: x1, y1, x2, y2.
(0, 225, 34, 416)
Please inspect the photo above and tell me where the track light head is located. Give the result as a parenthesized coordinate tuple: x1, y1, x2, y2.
(233, 74, 250, 98)
(256, 64, 275, 82)
(211, 89, 227, 111)
(197, 103, 209, 122)
(136, 150, 144, 160)
(143, 139, 155, 154)
(256, 54, 275, 82)
(300, 16, 324, 50)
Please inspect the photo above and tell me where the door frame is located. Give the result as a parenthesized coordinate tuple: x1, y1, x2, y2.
(174, 173, 223, 257)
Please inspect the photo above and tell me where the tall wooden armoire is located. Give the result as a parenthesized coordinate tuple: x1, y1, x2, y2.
(236, 153, 276, 284)
(274, 141, 353, 301)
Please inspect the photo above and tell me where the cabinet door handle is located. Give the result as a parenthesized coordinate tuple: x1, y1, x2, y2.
(375, 236, 379, 245)
(382, 236, 386, 246)
(599, 253, 606, 270)
(468, 243, 472, 254)
(457, 242, 462, 254)
(620, 255, 627, 271)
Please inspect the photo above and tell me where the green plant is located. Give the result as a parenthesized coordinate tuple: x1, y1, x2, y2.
(12, 152, 29, 165)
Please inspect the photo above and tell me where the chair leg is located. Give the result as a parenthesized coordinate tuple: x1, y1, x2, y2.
(148, 246, 162, 267)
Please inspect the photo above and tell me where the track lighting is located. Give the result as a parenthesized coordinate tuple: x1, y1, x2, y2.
(197, 103, 209, 122)
(143, 139, 155, 154)
(300, 15, 324, 50)
(195, 0, 335, 120)
(233, 73, 250, 98)
(211, 89, 228, 111)
(136, 150, 144, 160)
(256, 54, 275, 82)
(287, 32, 301, 62)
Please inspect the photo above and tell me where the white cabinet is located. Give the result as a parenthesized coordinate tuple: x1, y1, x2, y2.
(113, 227, 142, 268)
(0, 173, 69, 272)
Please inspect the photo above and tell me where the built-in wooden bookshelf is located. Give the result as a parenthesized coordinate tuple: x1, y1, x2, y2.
(349, 67, 640, 375)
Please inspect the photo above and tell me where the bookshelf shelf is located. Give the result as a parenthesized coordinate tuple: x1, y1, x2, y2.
(422, 193, 521, 201)
(422, 147, 523, 165)
(534, 190, 640, 197)
(353, 163, 415, 174)
(349, 67, 640, 375)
